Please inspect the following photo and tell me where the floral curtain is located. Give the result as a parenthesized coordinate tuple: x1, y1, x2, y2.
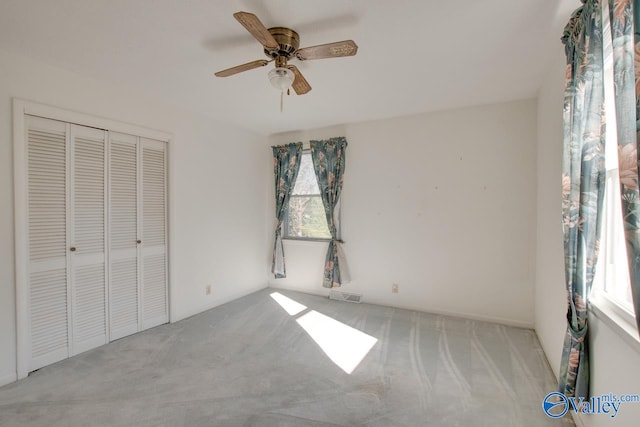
(559, 0, 606, 398)
(272, 143, 303, 278)
(609, 0, 640, 336)
(310, 137, 349, 288)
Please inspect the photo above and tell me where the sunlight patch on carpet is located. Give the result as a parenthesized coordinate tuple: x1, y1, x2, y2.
(270, 292, 308, 316)
(296, 310, 377, 374)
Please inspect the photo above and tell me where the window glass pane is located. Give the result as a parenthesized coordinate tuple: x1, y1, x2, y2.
(286, 195, 331, 238)
(284, 151, 334, 239)
(292, 153, 320, 195)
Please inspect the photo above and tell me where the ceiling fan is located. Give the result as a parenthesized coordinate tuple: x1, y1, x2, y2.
(215, 11, 358, 96)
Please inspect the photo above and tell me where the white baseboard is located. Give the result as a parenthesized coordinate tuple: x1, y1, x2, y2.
(269, 283, 330, 298)
(367, 295, 535, 329)
(0, 372, 17, 388)
(173, 283, 269, 322)
(269, 284, 534, 329)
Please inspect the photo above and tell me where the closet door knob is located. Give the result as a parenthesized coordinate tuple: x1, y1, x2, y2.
(136, 240, 142, 244)
(70, 247, 76, 252)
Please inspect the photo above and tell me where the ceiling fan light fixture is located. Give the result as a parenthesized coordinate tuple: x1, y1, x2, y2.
(268, 67, 295, 91)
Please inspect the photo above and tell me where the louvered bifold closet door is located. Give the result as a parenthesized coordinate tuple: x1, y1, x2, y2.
(69, 124, 108, 354)
(109, 132, 140, 340)
(140, 138, 168, 329)
(26, 116, 70, 371)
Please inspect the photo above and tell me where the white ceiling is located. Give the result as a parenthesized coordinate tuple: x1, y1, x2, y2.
(0, 0, 578, 135)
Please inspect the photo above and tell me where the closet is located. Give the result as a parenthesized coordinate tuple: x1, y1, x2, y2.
(24, 115, 168, 372)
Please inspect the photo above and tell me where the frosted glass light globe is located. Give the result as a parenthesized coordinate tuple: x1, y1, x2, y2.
(268, 67, 294, 91)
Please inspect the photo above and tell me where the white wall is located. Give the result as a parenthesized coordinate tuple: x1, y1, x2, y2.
(534, 39, 568, 380)
(535, 36, 640, 426)
(0, 49, 270, 385)
(268, 99, 538, 328)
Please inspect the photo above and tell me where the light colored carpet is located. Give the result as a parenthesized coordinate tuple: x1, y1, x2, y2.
(0, 288, 573, 426)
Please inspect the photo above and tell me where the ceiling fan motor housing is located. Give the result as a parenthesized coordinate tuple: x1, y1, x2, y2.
(265, 27, 300, 59)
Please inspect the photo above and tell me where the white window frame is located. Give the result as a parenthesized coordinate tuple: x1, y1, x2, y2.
(590, 167, 640, 352)
(282, 150, 339, 242)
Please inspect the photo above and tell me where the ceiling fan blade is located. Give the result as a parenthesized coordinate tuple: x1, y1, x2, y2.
(287, 65, 312, 95)
(233, 11, 279, 51)
(295, 40, 358, 61)
(214, 59, 269, 77)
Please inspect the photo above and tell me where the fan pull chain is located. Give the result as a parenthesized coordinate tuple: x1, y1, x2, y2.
(280, 90, 284, 112)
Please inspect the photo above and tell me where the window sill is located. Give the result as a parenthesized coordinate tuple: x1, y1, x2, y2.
(589, 294, 640, 354)
(282, 237, 331, 245)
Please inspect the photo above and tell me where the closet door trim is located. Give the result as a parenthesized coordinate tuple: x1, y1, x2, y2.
(13, 99, 173, 381)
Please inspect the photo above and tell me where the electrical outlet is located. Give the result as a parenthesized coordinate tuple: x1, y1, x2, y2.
(206, 285, 212, 295)
(392, 283, 399, 294)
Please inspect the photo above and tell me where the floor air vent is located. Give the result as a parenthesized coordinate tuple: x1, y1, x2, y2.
(329, 290, 362, 303)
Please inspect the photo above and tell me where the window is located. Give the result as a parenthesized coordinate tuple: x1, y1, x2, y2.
(591, 2, 637, 334)
(283, 152, 332, 240)
(595, 139, 635, 320)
